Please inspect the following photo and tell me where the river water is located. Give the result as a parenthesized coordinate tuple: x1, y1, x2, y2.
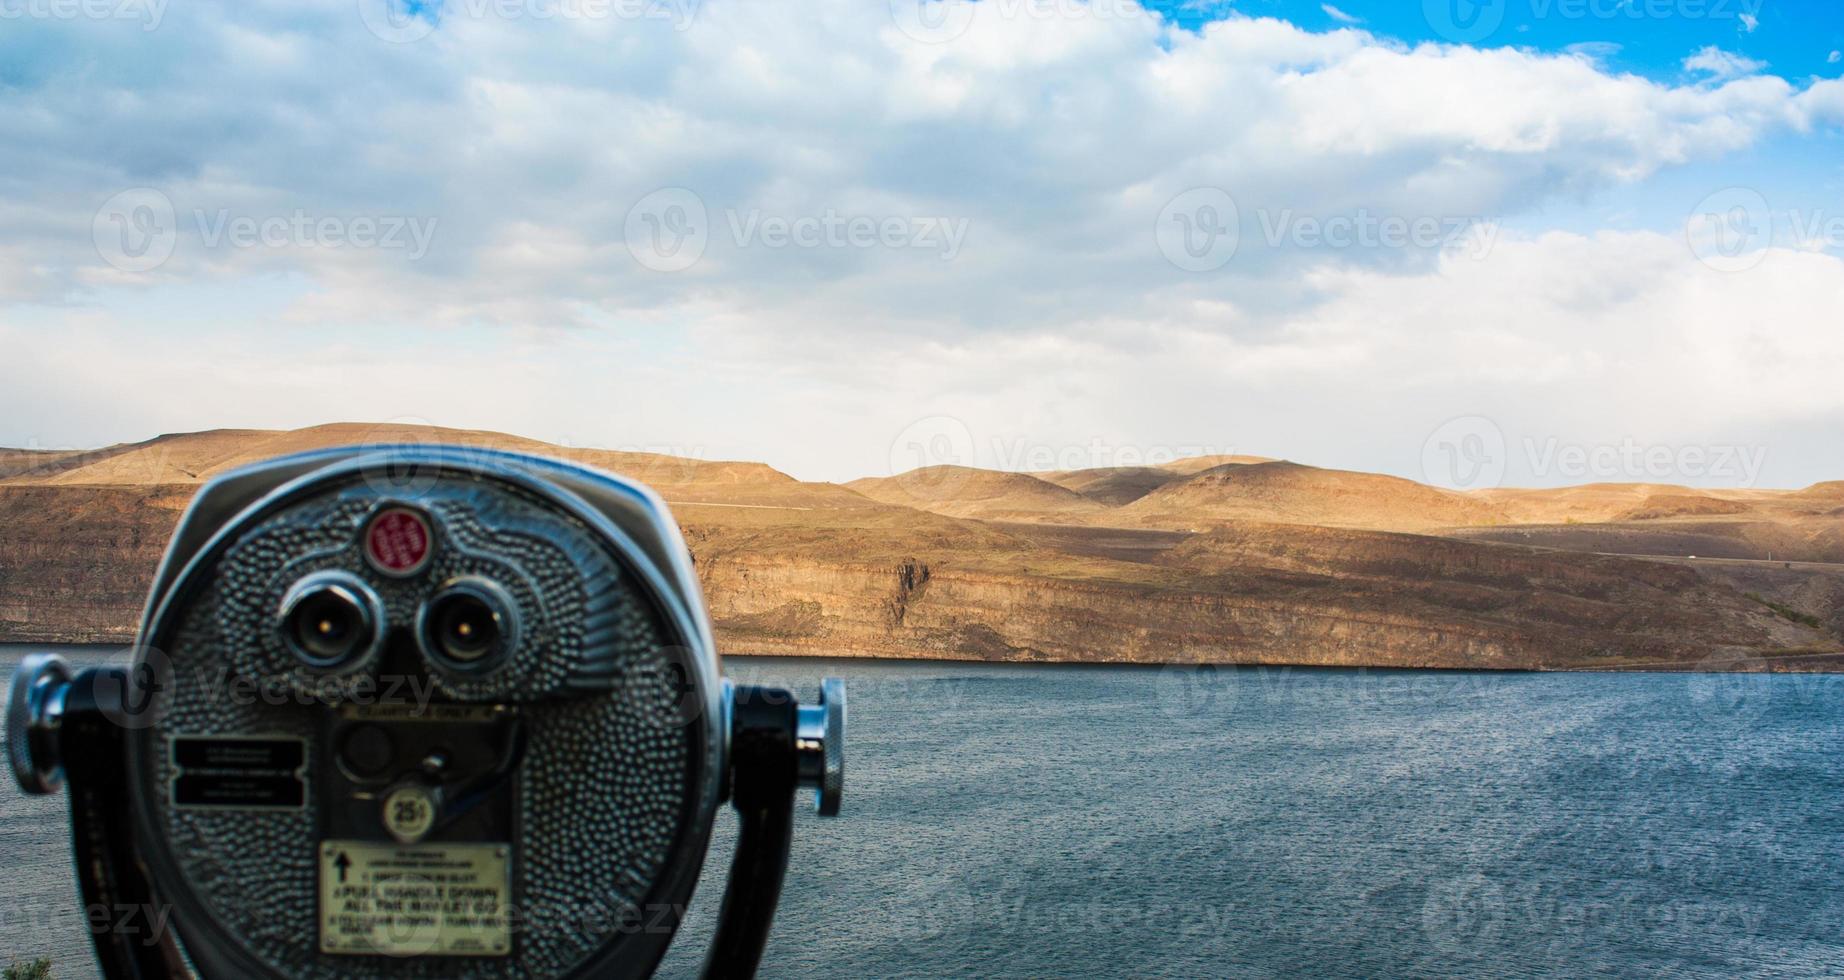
(5, 649, 1842, 978)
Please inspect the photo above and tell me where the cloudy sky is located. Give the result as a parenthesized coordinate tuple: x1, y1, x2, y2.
(2, 0, 1841, 489)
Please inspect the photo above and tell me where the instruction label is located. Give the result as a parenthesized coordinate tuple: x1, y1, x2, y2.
(319, 841, 512, 957)
(168, 735, 306, 810)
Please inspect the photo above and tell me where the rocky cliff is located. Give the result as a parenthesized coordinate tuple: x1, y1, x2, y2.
(2, 424, 1839, 671)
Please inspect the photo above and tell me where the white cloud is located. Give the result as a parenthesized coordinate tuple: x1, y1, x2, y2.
(1830, 50, 1841, 64)
(1683, 46, 1767, 80)
(1, 4, 1831, 326)
(1739, 12, 1758, 32)
(1, 1, 1842, 485)
(1320, 4, 1360, 24)
(6, 230, 1842, 488)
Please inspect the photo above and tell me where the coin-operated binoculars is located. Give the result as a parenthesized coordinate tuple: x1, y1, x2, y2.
(6, 445, 845, 979)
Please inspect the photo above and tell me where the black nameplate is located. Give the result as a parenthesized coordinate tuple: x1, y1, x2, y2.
(173, 737, 306, 772)
(169, 736, 307, 810)
(173, 773, 306, 808)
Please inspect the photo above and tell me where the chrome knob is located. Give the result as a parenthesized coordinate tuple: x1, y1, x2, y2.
(795, 678, 846, 816)
(7, 653, 73, 795)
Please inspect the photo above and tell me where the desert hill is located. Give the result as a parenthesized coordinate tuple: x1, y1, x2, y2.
(1038, 466, 1182, 506)
(845, 466, 1104, 521)
(1116, 460, 1503, 532)
(1, 424, 1839, 671)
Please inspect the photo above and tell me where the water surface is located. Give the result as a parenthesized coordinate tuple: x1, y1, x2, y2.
(5, 649, 1841, 977)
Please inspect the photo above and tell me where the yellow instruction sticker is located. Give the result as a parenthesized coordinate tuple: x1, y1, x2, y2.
(319, 841, 512, 957)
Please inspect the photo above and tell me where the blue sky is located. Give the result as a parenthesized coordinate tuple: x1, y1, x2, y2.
(0, 0, 1840, 488)
(1152, 0, 1841, 77)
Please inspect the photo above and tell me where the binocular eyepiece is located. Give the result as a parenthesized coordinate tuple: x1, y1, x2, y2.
(6, 445, 847, 980)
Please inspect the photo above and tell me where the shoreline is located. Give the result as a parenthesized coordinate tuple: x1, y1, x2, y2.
(6, 642, 1839, 675)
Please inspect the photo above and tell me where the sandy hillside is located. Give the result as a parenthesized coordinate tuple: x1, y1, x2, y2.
(1, 424, 1838, 670)
(845, 466, 1106, 521)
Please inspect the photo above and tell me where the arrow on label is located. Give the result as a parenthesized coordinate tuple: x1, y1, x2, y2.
(334, 852, 352, 884)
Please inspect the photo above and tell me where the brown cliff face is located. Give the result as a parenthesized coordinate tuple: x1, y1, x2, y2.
(0, 485, 191, 642)
(1, 424, 1839, 670)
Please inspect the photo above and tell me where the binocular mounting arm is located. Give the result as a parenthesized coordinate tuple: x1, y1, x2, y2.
(8, 654, 846, 980)
(8, 654, 178, 978)
(704, 678, 845, 980)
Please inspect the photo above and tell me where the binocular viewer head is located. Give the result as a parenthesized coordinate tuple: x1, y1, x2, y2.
(7, 444, 845, 979)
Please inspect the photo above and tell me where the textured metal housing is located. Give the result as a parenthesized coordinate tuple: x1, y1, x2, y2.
(119, 446, 727, 979)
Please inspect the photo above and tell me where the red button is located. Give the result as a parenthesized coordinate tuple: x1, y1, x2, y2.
(365, 507, 431, 575)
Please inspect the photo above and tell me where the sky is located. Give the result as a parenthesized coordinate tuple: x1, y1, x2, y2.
(1, 0, 1841, 491)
